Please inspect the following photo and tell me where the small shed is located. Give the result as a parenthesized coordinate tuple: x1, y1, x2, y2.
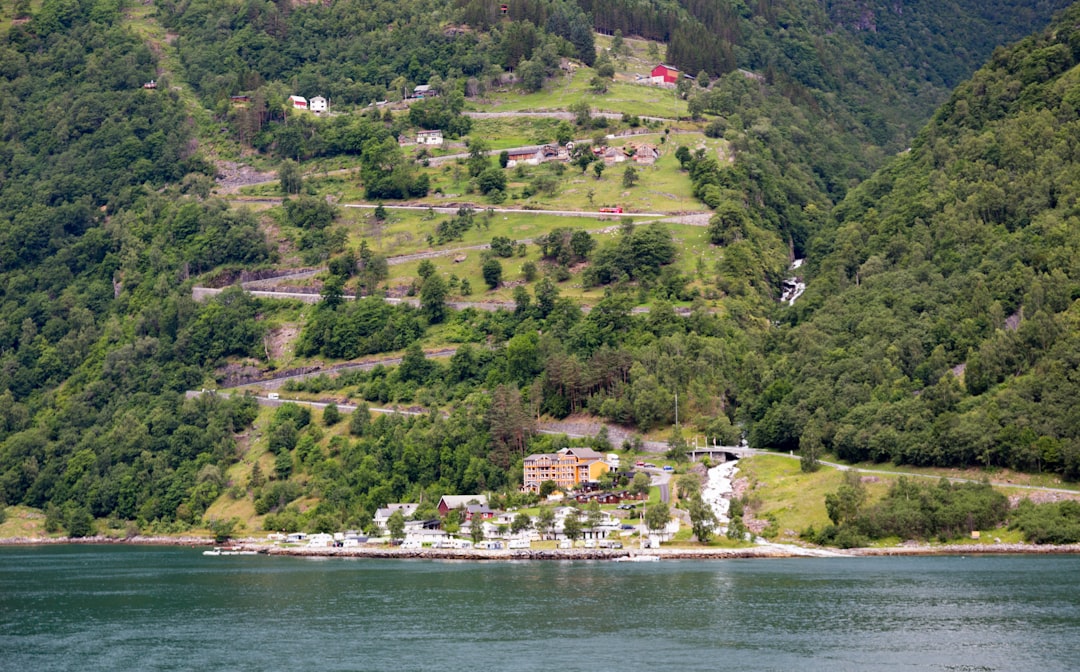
(289, 95, 308, 110)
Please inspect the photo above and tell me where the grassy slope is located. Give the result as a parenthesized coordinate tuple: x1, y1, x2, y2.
(737, 454, 1065, 546)
(479, 68, 689, 118)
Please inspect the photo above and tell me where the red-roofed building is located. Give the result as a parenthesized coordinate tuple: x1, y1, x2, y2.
(650, 64, 679, 85)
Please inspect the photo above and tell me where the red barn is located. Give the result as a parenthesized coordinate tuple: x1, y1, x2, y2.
(650, 64, 679, 85)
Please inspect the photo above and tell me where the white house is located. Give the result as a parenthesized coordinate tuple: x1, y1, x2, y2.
(288, 95, 308, 110)
(551, 506, 619, 540)
(374, 503, 420, 532)
(413, 84, 434, 98)
(309, 96, 327, 114)
(416, 129, 444, 146)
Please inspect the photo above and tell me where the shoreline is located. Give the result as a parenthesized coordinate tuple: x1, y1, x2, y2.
(3, 535, 1080, 559)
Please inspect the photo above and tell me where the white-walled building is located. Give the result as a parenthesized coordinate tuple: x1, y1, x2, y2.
(416, 129, 444, 146)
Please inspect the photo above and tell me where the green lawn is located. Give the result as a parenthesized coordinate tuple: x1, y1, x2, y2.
(479, 68, 689, 119)
(412, 137, 715, 214)
(342, 208, 616, 259)
(737, 455, 880, 537)
(468, 117, 566, 149)
(0, 0, 42, 32)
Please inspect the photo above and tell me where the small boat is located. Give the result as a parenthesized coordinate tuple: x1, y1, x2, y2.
(203, 547, 258, 556)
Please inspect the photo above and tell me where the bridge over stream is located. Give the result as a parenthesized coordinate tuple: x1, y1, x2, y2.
(686, 445, 762, 462)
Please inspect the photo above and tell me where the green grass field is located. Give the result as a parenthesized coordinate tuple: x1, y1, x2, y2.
(411, 136, 718, 214)
(342, 208, 619, 258)
(737, 455, 887, 538)
(0, 0, 41, 32)
(467, 116, 566, 149)
(480, 68, 689, 119)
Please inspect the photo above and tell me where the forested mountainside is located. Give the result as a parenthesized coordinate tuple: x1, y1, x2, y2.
(759, 3, 1080, 475)
(0, 0, 1077, 536)
(0, 5, 271, 526)
(166, 0, 1071, 179)
(585, 0, 1074, 147)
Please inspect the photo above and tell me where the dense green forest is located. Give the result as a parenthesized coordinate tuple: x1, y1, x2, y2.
(758, 4, 1080, 475)
(1, 0, 1078, 538)
(0, 4, 272, 531)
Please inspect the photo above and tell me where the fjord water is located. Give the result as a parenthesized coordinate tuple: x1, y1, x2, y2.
(2, 546, 1079, 671)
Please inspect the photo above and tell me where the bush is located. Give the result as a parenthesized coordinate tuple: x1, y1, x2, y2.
(476, 167, 507, 195)
(491, 236, 514, 257)
(482, 258, 503, 289)
(1009, 499, 1080, 544)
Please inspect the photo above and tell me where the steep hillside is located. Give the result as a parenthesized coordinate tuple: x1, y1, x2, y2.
(581, 0, 1073, 148)
(1, 0, 1078, 539)
(0, 4, 273, 531)
(753, 3, 1080, 476)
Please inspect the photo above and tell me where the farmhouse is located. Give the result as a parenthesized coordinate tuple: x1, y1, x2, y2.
(309, 96, 327, 114)
(288, 95, 308, 110)
(506, 144, 567, 167)
(650, 64, 680, 85)
(373, 502, 420, 531)
(416, 129, 444, 145)
(630, 143, 660, 165)
(506, 148, 541, 167)
(594, 145, 626, 165)
(437, 494, 489, 517)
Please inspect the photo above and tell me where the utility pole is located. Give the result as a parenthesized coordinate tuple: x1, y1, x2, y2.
(674, 391, 679, 428)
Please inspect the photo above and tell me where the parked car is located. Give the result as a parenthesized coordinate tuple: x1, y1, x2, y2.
(662, 465, 674, 472)
(644, 462, 656, 468)
(635, 461, 645, 467)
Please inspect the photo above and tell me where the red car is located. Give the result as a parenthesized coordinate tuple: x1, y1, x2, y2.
(599, 206, 623, 214)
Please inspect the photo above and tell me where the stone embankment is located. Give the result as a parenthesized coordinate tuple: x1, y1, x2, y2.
(258, 545, 799, 560)
(5, 535, 1080, 558)
(849, 543, 1080, 556)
